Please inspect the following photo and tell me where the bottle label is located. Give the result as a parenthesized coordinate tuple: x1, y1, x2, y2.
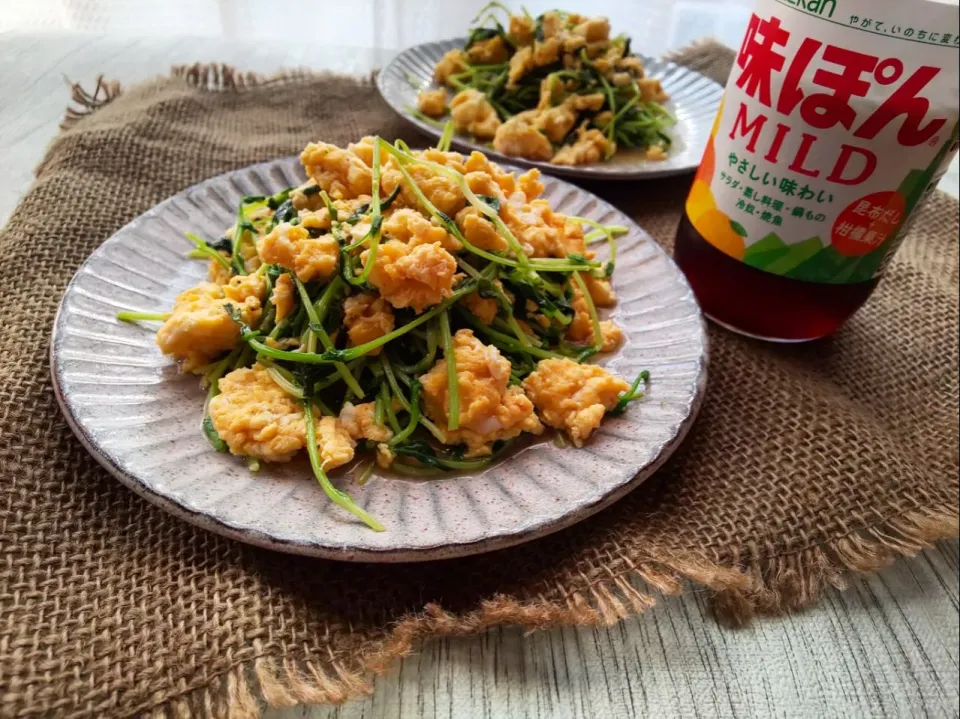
(687, 0, 960, 284)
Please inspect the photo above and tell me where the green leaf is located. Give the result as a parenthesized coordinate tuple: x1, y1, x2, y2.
(729, 220, 748, 237)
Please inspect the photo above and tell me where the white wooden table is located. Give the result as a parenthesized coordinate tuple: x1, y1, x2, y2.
(1, 30, 957, 719)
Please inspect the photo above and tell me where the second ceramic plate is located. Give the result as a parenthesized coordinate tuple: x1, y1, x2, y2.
(377, 38, 723, 180)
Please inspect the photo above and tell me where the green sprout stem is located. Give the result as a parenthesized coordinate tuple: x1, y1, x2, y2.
(439, 311, 460, 431)
(569, 216, 620, 276)
(437, 120, 456, 152)
(295, 278, 365, 398)
(356, 462, 377, 486)
(116, 311, 171, 322)
(572, 272, 603, 353)
(389, 382, 422, 446)
(303, 403, 385, 531)
(354, 140, 384, 285)
(231, 199, 257, 275)
(185, 232, 232, 271)
(612, 370, 650, 414)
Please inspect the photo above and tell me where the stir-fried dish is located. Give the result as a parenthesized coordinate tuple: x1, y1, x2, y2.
(118, 132, 648, 531)
(415, 3, 675, 166)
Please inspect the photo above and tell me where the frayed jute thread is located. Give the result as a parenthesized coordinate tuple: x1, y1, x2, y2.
(129, 505, 957, 718)
(60, 74, 122, 131)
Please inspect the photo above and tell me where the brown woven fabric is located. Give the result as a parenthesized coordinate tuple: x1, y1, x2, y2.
(1, 43, 957, 718)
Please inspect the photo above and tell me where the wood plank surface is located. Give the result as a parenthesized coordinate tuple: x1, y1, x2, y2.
(1, 31, 957, 719)
(263, 542, 959, 719)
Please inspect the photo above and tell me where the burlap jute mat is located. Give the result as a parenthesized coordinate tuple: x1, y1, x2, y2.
(0, 41, 957, 718)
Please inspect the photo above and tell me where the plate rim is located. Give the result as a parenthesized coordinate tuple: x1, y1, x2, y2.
(50, 155, 709, 563)
(376, 36, 724, 181)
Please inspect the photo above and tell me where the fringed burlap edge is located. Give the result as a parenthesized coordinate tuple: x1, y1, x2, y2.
(56, 67, 959, 717)
(59, 63, 377, 131)
(133, 504, 957, 718)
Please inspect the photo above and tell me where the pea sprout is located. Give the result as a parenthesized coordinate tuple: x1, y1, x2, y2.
(439, 311, 460, 431)
(304, 402, 385, 531)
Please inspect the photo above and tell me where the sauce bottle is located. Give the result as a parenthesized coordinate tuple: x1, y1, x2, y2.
(674, 0, 960, 341)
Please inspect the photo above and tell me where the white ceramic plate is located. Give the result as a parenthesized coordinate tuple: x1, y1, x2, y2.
(376, 38, 723, 180)
(50, 156, 708, 562)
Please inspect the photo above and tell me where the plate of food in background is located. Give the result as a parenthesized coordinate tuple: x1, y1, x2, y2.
(51, 132, 707, 561)
(376, 5, 723, 179)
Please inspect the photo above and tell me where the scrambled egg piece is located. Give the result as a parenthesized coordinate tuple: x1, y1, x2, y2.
(493, 114, 553, 162)
(533, 37, 562, 66)
(256, 223, 339, 283)
(552, 125, 614, 166)
(299, 208, 332, 234)
(419, 148, 467, 173)
(523, 358, 630, 446)
(343, 292, 395, 355)
(463, 170, 502, 199)
(347, 136, 376, 167)
(566, 285, 594, 344)
(381, 159, 465, 217)
(646, 144, 669, 161)
(461, 290, 499, 324)
(535, 94, 605, 143)
(362, 240, 458, 313)
(455, 206, 508, 252)
(222, 273, 267, 305)
(558, 216, 589, 257)
(156, 280, 262, 372)
(315, 416, 356, 471)
(507, 46, 535, 88)
(420, 329, 543, 456)
(291, 180, 324, 211)
(463, 151, 517, 196)
(450, 89, 502, 140)
(376, 443, 396, 469)
(272, 272, 296, 323)
(583, 275, 617, 307)
(208, 255, 233, 285)
(539, 10, 564, 39)
(383, 208, 461, 252)
(501, 198, 564, 258)
(467, 36, 509, 64)
(617, 55, 644, 74)
(341, 402, 393, 443)
(599, 320, 624, 352)
(301, 141, 373, 200)
(434, 49, 468, 84)
(417, 89, 448, 118)
(639, 77, 668, 103)
(566, 281, 620, 347)
(574, 17, 610, 43)
(508, 13, 535, 46)
(515, 168, 545, 202)
(208, 364, 306, 462)
(562, 35, 586, 55)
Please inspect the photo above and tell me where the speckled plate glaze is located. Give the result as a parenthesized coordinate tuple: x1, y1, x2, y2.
(376, 38, 723, 180)
(50, 156, 707, 562)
